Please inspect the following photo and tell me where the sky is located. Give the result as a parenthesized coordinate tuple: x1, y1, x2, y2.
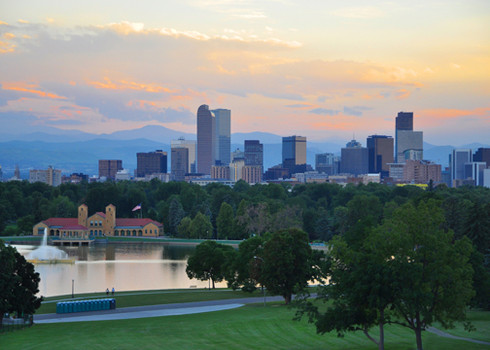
(0, 0, 489, 145)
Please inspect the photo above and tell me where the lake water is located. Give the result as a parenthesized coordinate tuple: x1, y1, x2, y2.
(13, 243, 226, 297)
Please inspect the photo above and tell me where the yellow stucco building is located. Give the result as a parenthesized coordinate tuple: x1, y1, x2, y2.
(33, 204, 164, 239)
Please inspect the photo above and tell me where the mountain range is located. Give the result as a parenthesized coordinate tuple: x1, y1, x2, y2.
(0, 125, 488, 178)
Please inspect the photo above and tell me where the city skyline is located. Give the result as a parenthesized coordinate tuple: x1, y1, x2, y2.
(0, 1, 489, 145)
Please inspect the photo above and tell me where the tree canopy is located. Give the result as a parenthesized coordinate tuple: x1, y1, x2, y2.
(0, 242, 43, 327)
(185, 240, 235, 289)
(295, 199, 475, 350)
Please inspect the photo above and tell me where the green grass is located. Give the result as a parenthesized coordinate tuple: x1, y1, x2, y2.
(432, 309, 490, 342)
(1, 304, 488, 350)
(37, 289, 264, 314)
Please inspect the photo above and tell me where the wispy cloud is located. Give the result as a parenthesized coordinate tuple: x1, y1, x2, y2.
(309, 108, 339, 116)
(2, 82, 67, 99)
(87, 77, 176, 94)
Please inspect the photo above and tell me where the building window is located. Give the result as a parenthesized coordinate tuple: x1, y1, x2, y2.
(99, 221, 102, 226)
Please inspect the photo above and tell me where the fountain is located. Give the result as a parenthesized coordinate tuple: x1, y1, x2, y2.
(27, 228, 74, 264)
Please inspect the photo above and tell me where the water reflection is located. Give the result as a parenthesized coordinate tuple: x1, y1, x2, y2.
(15, 243, 226, 297)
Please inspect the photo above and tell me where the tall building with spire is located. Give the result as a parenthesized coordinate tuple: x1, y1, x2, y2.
(197, 105, 216, 174)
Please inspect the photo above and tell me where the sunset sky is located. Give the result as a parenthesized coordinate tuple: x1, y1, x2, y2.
(1, 0, 489, 145)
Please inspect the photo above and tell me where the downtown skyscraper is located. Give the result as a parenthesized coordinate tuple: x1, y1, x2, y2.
(197, 105, 231, 175)
(212, 108, 231, 166)
(197, 105, 215, 175)
(395, 112, 423, 163)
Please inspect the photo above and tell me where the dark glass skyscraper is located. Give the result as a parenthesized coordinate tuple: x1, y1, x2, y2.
(244, 140, 263, 167)
(282, 136, 307, 175)
(197, 105, 215, 174)
(171, 147, 189, 181)
(340, 139, 369, 176)
(136, 150, 167, 177)
(367, 135, 393, 178)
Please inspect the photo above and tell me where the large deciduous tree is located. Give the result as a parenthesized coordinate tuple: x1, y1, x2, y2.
(0, 242, 43, 327)
(186, 240, 235, 289)
(296, 200, 475, 350)
(386, 200, 475, 350)
(260, 228, 315, 305)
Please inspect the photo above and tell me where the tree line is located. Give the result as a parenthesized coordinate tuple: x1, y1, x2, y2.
(186, 199, 485, 350)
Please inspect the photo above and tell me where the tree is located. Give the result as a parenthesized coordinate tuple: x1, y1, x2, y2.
(177, 216, 192, 238)
(0, 243, 43, 327)
(186, 240, 235, 289)
(168, 197, 185, 236)
(225, 236, 264, 291)
(190, 212, 213, 239)
(216, 202, 234, 239)
(295, 228, 395, 350)
(296, 200, 475, 350)
(260, 228, 314, 304)
(385, 200, 475, 350)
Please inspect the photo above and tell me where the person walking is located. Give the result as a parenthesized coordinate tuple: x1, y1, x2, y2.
(111, 287, 115, 296)
(106, 288, 109, 296)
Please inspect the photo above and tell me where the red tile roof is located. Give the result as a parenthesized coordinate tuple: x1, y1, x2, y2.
(43, 218, 79, 227)
(115, 218, 163, 228)
(94, 212, 106, 218)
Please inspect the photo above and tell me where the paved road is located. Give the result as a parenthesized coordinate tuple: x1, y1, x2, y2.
(34, 296, 284, 324)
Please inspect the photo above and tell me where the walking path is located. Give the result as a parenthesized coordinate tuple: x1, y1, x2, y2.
(426, 326, 490, 346)
(34, 296, 490, 346)
(34, 296, 283, 324)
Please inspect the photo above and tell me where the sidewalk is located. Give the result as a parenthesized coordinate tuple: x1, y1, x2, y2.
(34, 296, 284, 324)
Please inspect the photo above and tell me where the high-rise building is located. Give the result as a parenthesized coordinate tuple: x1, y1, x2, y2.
(171, 147, 189, 181)
(473, 148, 490, 168)
(367, 135, 394, 178)
(465, 162, 487, 186)
(397, 130, 423, 163)
(212, 108, 231, 166)
(231, 148, 245, 162)
(211, 165, 230, 180)
(315, 153, 336, 175)
(29, 166, 62, 186)
(230, 159, 245, 182)
(340, 139, 369, 176)
(395, 112, 423, 163)
(14, 165, 20, 180)
(282, 136, 307, 174)
(244, 140, 263, 167)
(197, 105, 215, 174)
(403, 160, 441, 184)
(450, 149, 472, 187)
(171, 138, 196, 173)
(242, 165, 262, 184)
(136, 150, 167, 177)
(98, 160, 123, 180)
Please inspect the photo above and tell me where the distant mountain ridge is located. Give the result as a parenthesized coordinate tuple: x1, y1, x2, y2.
(0, 125, 488, 178)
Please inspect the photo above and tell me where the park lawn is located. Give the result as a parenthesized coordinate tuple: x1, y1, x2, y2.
(1, 304, 488, 350)
(432, 309, 490, 342)
(37, 289, 263, 314)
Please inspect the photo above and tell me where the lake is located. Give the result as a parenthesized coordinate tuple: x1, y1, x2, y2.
(13, 242, 226, 297)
